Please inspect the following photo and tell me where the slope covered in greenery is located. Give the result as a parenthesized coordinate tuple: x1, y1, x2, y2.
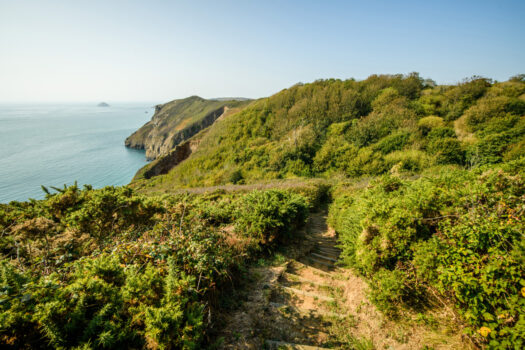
(329, 162, 525, 348)
(132, 74, 525, 192)
(125, 96, 251, 160)
(0, 182, 326, 348)
(2, 73, 524, 349)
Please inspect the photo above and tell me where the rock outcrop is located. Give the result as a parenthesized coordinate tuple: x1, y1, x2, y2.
(125, 96, 250, 160)
(138, 138, 199, 180)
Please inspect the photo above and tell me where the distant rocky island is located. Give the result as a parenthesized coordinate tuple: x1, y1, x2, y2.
(97, 102, 110, 107)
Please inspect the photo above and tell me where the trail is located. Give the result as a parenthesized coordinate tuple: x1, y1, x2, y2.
(216, 211, 467, 349)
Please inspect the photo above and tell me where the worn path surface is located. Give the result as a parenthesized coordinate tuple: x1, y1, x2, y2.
(217, 211, 468, 349)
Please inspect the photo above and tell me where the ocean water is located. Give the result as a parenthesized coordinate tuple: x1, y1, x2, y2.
(0, 103, 154, 203)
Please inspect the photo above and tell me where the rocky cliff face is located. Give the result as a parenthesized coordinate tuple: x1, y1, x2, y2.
(136, 138, 199, 180)
(125, 96, 250, 160)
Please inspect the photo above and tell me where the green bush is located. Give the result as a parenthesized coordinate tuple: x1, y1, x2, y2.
(468, 133, 512, 165)
(368, 269, 409, 316)
(1, 255, 204, 349)
(504, 139, 525, 161)
(329, 169, 525, 347)
(426, 126, 456, 140)
(373, 131, 410, 154)
(234, 190, 308, 246)
(383, 149, 431, 172)
(0, 186, 313, 348)
(427, 137, 464, 164)
(418, 116, 444, 135)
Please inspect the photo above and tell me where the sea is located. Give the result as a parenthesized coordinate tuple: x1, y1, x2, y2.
(0, 103, 154, 203)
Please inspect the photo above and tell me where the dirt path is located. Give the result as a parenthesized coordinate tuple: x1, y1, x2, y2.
(216, 211, 468, 349)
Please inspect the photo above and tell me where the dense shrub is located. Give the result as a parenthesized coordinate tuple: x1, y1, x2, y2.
(418, 116, 444, 135)
(426, 126, 456, 140)
(427, 137, 464, 164)
(469, 133, 512, 165)
(329, 169, 525, 347)
(383, 149, 431, 172)
(0, 186, 312, 348)
(373, 131, 410, 154)
(234, 190, 308, 246)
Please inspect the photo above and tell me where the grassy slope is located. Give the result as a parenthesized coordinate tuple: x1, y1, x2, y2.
(133, 74, 525, 193)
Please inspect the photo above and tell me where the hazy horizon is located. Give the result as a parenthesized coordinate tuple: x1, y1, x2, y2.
(1, 0, 524, 103)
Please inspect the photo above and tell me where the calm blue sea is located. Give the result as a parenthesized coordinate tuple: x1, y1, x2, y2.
(0, 103, 154, 203)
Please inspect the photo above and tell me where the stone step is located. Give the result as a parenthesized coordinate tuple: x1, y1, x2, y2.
(269, 302, 347, 319)
(309, 252, 337, 262)
(265, 340, 332, 350)
(282, 286, 335, 302)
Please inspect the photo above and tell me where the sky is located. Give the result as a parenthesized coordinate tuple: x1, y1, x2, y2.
(0, 0, 524, 103)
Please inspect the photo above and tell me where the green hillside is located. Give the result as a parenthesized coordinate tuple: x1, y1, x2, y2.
(125, 96, 251, 160)
(1, 73, 524, 349)
(132, 74, 525, 192)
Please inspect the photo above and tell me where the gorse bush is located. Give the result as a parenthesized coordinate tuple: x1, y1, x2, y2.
(329, 168, 525, 347)
(0, 184, 314, 348)
(234, 190, 309, 246)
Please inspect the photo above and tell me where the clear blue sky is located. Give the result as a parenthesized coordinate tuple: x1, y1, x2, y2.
(1, 0, 524, 102)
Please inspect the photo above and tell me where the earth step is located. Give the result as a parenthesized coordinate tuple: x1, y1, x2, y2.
(282, 286, 335, 302)
(306, 235, 335, 240)
(313, 250, 340, 260)
(290, 260, 334, 277)
(316, 246, 341, 253)
(301, 256, 335, 268)
(282, 272, 332, 288)
(307, 237, 336, 243)
(269, 302, 347, 319)
(309, 252, 337, 262)
(265, 340, 332, 350)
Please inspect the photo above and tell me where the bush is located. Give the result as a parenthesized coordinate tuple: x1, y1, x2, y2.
(468, 133, 511, 165)
(329, 169, 525, 347)
(368, 269, 408, 316)
(504, 139, 525, 161)
(418, 116, 444, 135)
(384, 149, 431, 172)
(373, 132, 410, 154)
(228, 169, 244, 184)
(427, 137, 464, 164)
(1, 255, 204, 349)
(0, 186, 313, 348)
(426, 126, 456, 140)
(234, 190, 308, 246)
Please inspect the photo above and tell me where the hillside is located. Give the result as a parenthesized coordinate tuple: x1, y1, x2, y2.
(131, 73, 525, 192)
(1, 73, 524, 349)
(125, 96, 251, 160)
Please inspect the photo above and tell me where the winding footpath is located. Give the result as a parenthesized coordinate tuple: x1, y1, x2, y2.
(217, 211, 468, 349)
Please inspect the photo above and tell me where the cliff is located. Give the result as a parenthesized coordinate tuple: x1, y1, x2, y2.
(125, 96, 250, 160)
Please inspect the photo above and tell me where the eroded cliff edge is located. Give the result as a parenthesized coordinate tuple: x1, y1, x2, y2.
(125, 96, 250, 160)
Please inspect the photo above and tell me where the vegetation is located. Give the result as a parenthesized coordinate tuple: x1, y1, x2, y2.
(2, 73, 524, 348)
(132, 74, 525, 191)
(0, 183, 323, 348)
(329, 162, 525, 348)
